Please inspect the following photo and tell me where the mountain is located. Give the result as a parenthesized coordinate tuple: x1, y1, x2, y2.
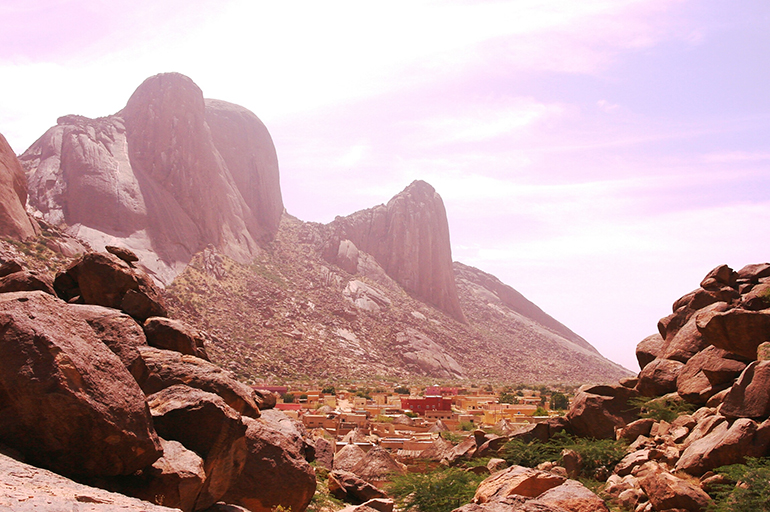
(17, 72, 630, 384)
(20, 72, 283, 284)
(0, 133, 38, 240)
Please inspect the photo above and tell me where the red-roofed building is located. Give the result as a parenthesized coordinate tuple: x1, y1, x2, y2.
(401, 396, 452, 416)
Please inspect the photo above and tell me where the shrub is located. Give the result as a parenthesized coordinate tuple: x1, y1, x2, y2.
(532, 406, 549, 416)
(321, 385, 335, 395)
(550, 392, 569, 410)
(281, 392, 295, 403)
(388, 467, 484, 512)
(630, 395, 696, 422)
(394, 386, 410, 394)
(499, 392, 516, 404)
(459, 420, 476, 431)
(709, 457, 770, 511)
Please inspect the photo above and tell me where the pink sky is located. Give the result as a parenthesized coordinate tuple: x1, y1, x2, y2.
(2, 0, 769, 372)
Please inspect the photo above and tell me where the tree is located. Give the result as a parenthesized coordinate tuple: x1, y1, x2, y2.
(321, 385, 335, 395)
(281, 392, 295, 403)
(394, 386, 410, 395)
(499, 392, 516, 404)
(550, 392, 569, 410)
(532, 406, 549, 416)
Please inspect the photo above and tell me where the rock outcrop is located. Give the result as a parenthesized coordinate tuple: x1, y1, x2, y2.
(21, 73, 283, 284)
(0, 133, 38, 240)
(324, 180, 465, 322)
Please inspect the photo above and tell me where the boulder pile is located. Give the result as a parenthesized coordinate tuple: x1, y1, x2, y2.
(0, 249, 316, 511)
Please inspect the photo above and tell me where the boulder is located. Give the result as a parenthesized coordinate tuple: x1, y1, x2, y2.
(0, 270, 55, 295)
(334, 443, 367, 472)
(616, 418, 654, 442)
(742, 282, 770, 310)
(54, 252, 167, 321)
(662, 303, 731, 362)
(443, 433, 478, 464)
(258, 409, 315, 462)
(566, 384, 640, 439)
(314, 436, 335, 470)
(701, 264, 738, 289)
(473, 465, 565, 503)
(0, 291, 161, 477)
(0, 451, 176, 511)
(532, 479, 610, 512)
(0, 133, 38, 240)
(676, 346, 747, 405)
(328, 470, 387, 503)
(71, 304, 148, 381)
(637, 462, 712, 510)
(488, 458, 508, 473)
(136, 346, 260, 418)
(146, 385, 248, 509)
(635, 358, 684, 397)
(0, 259, 24, 277)
(221, 416, 316, 512)
(114, 438, 206, 512)
(144, 316, 209, 360)
(676, 418, 770, 476)
(419, 435, 455, 461)
(720, 361, 770, 419)
(106, 245, 139, 264)
(737, 263, 770, 282)
(349, 446, 406, 483)
(697, 308, 770, 359)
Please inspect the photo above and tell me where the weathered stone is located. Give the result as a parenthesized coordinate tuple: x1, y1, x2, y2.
(566, 384, 640, 439)
(54, 252, 167, 321)
(106, 245, 140, 263)
(560, 449, 582, 479)
(0, 259, 24, 278)
(350, 446, 406, 483)
(71, 304, 148, 381)
(328, 470, 386, 503)
(720, 361, 770, 418)
(509, 422, 552, 444)
(314, 436, 335, 470)
(636, 333, 665, 370)
(0, 270, 55, 295)
(144, 316, 209, 360)
(443, 433, 478, 464)
(758, 341, 770, 361)
(676, 418, 770, 476)
(681, 414, 727, 450)
(114, 439, 205, 512)
(473, 465, 565, 503)
(324, 180, 465, 322)
(637, 462, 712, 511)
(136, 346, 260, 418)
(532, 479, 610, 512)
(616, 418, 655, 442)
(222, 416, 316, 512)
(636, 358, 684, 397)
(334, 443, 367, 472)
(663, 303, 731, 362)
(488, 458, 508, 473)
(676, 346, 748, 405)
(742, 282, 770, 310)
(0, 451, 176, 511)
(0, 291, 161, 477)
(697, 308, 770, 360)
(147, 385, 247, 510)
(619, 377, 639, 388)
(737, 263, 770, 283)
(615, 450, 652, 477)
(477, 435, 509, 458)
(259, 409, 315, 462)
(0, 133, 38, 240)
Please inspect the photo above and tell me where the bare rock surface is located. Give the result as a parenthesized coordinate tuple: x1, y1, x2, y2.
(0, 451, 177, 511)
(637, 462, 712, 511)
(329, 470, 387, 503)
(350, 446, 406, 483)
(222, 416, 316, 512)
(0, 291, 161, 477)
(566, 384, 640, 439)
(0, 133, 38, 240)
(334, 443, 368, 472)
(720, 360, 770, 418)
(635, 358, 683, 397)
(136, 346, 260, 418)
(0, 270, 55, 295)
(21, 73, 282, 284)
(473, 466, 566, 503)
(144, 316, 209, 360)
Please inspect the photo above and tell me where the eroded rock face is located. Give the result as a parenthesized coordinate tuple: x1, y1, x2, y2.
(0, 133, 38, 240)
(324, 180, 465, 322)
(0, 291, 162, 477)
(21, 73, 283, 284)
(566, 384, 640, 439)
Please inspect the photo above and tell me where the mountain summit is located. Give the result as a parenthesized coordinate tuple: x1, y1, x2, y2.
(20, 72, 283, 284)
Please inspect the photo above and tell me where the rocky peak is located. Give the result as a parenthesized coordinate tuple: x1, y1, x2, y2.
(0, 133, 38, 240)
(324, 180, 465, 322)
(20, 72, 283, 284)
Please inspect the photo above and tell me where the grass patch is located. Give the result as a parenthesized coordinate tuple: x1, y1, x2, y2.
(387, 467, 485, 512)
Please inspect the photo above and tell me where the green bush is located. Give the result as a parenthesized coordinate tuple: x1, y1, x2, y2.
(387, 467, 485, 512)
(499, 392, 516, 404)
(709, 457, 770, 511)
(281, 392, 295, 403)
(550, 392, 569, 410)
(532, 406, 549, 416)
(501, 432, 626, 478)
(459, 420, 476, 431)
(630, 395, 696, 422)
(321, 385, 336, 395)
(394, 386, 410, 395)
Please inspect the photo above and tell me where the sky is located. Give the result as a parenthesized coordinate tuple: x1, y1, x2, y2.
(1, 0, 769, 372)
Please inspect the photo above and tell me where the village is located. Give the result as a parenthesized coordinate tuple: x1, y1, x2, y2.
(254, 384, 574, 457)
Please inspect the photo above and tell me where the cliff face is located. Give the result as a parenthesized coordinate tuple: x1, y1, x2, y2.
(0, 133, 38, 240)
(20, 73, 283, 284)
(324, 180, 465, 322)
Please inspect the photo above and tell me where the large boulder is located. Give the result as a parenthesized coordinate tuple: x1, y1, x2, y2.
(71, 304, 148, 381)
(54, 252, 167, 321)
(0, 451, 176, 511)
(697, 308, 770, 359)
(635, 333, 665, 371)
(222, 416, 316, 512)
(144, 316, 209, 360)
(566, 384, 640, 439)
(328, 470, 387, 503)
(259, 409, 315, 462)
(532, 479, 610, 512)
(136, 346, 260, 417)
(0, 270, 55, 295)
(637, 462, 711, 511)
(676, 346, 748, 405)
(0, 291, 161, 477)
(635, 358, 684, 397)
(676, 417, 770, 476)
(350, 446, 406, 483)
(473, 466, 565, 503)
(0, 132, 38, 240)
(334, 443, 367, 472)
(146, 385, 248, 509)
(720, 360, 770, 418)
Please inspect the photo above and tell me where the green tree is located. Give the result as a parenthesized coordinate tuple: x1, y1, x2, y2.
(321, 385, 336, 395)
(532, 406, 549, 416)
(281, 392, 295, 403)
(499, 392, 516, 404)
(550, 392, 569, 410)
(394, 386, 410, 395)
